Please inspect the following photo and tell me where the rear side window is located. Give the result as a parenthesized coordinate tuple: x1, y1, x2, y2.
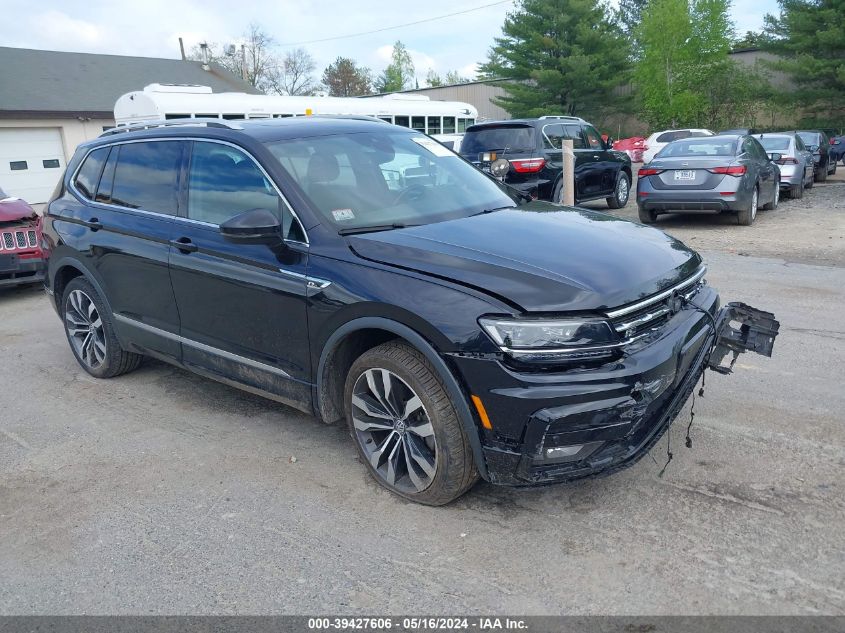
(110, 141, 184, 215)
(461, 125, 536, 156)
(563, 124, 587, 149)
(656, 131, 692, 143)
(74, 147, 110, 200)
(187, 141, 281, 226)
(759, 137, 790, 151)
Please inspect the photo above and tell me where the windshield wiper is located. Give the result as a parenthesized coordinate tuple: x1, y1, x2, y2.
(473, 205, 517, 216)
(338, 223, 418, 236)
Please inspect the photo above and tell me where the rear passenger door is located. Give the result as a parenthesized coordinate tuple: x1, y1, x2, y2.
(167, 140, 312, 410)
(545, 123, 592, 202)
(64, 140, 186, 360)
(582, 124, 616, 196)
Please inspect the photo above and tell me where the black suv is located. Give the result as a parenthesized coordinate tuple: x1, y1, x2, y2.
(42, 118, 778, 505)
(791, 130, 836, 181)
(460, 116, 633, 208)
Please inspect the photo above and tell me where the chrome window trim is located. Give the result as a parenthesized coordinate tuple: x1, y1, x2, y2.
(68, 136, 310, 246)
(113, 313, 292, 379)
(604, 266, 707, 319)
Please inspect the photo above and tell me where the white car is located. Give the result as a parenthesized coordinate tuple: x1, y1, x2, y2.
(643, 128, 715, 163)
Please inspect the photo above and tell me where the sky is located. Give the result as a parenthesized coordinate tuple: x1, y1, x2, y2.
(0, 0, 779, 85)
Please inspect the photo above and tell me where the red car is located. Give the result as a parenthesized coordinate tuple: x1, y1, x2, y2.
(0, 187, 45, 289)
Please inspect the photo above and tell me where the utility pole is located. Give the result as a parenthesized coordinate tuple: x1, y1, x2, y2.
(178, 37, 186, 61)
(241, 44, 248, 82)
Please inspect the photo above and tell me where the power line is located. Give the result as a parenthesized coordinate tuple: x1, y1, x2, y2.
(277, 0, 514, 47)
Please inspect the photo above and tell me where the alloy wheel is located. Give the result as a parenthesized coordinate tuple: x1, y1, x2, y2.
(618, 176, 629, 204)
(351, 368, 437, 494)
(65, 289, 107, 369)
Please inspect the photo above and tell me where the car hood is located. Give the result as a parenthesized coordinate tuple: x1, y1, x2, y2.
(347, 201, 703, 313)
(0, 198, 38, 222)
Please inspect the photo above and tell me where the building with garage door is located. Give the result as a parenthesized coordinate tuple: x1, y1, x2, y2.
(0, 46, 260, 203)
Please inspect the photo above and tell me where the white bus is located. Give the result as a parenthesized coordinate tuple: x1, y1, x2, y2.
(114, 84, 478, 138)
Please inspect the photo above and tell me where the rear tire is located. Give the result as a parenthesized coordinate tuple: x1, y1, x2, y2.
(831, 160, 837, 175)
(816, 165, 827, 182)
(790, 179, 804, 199)
(606, 172, 631, 209)
(738, 186, 758, 226)
(62, 277, 143, 378)
(637, 205, 657, 223)
(344, 341, 479, 506)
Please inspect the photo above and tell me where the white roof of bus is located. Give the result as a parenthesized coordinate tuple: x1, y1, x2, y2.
(114, 84, 478, 122)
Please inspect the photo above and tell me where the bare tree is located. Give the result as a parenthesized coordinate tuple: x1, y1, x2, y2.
(267, 48, 318, 96)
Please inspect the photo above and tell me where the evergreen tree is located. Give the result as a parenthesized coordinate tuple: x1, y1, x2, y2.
(478, 0, 631, 118)
(764, 0, 845, 122)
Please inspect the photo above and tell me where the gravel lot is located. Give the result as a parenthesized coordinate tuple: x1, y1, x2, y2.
(1, 172, 843, 615)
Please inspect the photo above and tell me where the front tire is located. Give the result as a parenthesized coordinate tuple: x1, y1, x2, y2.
(606, 172, 631, 209)
(763, 180, 780, 210)
(738, 185, 759, 226)
(62, 277, 143, 378)
(344, 341, 479, 505)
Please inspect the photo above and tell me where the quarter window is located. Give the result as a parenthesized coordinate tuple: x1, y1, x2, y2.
(542, 124, 565, 149)
(74, 147, 110, 199)
(110, 141, 184, 215)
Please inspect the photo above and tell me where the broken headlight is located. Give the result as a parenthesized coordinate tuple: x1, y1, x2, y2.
(479, 317, 619, 362)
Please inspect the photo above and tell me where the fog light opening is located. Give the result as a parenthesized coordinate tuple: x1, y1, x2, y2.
(540, 441, 603, 465)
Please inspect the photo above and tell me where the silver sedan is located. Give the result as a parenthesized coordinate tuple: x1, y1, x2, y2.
(636, 135, 781, 226)
(758, 133, 814, 199)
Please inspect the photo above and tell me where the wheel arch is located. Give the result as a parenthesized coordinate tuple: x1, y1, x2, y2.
(315, 317, 489, 480)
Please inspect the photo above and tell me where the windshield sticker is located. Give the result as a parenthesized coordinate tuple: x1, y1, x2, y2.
(411, 136, 455, 157)
(332, 208, 355, 222)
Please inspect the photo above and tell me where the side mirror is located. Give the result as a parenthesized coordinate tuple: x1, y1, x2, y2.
(768, 152, 782, 163)
(219, 208, 281, 239)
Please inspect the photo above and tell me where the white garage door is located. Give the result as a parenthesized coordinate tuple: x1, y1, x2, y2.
(0, 128, 66, 204)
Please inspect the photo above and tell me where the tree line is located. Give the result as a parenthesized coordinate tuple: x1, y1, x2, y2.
(191, 25, 470, 97)
(479, 0, 844, 132)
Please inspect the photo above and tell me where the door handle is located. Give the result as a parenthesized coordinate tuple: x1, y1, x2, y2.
(170, 237, 198, 253)
(83, 217, 103, 231)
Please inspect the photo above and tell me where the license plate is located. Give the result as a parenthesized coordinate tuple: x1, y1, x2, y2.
(674, 170, 696, 180)
(0, 254, 18, 273)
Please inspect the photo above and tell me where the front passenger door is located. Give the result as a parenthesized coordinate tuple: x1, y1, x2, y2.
(168, 140, 312, 410)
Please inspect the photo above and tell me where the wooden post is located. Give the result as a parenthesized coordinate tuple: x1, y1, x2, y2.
(561, 139, 575, 206)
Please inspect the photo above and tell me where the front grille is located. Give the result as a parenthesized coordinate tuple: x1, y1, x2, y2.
(606, 267, 707, 340)
(15, 231, 26, 248)
(2, 232, 13, 249)
(27, 230, 37, 247)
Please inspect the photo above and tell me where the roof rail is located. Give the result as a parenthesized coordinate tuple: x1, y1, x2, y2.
(100, 118, 243, 137)
(538, 115, 585, 122)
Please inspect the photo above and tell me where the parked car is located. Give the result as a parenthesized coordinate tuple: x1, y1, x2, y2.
(790, 130, 835, 181)
(829, 135, 845, 165)
(637, 134, 781, 225)
(460, 116, 633, 208)
(718, 128, 760, 136)
(0, 186, 45, 289)
(757, 133, 814, 199)
(42, 118, 779, 505)
(431, 133, 464, 153)
(642, 129, 714, 163)
(613, 136, 646, 163)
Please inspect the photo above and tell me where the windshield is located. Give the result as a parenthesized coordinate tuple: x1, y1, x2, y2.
(460, 125, 536, 157)
(266, 131, 517, 231)
(656, 138, 737, 157)
(759, 137, 791, 151)
(797, 132, 819, 147)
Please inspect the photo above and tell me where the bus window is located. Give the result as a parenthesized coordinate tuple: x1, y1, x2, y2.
(395, 116, 410, 128)
(378, 116, 393, 124)
(165, 113, 190, 120)
(247, 114, 270, 119)
(443, 117, 456, 134)
(223, 114, 246, 120)
(468, 119, 476, 126)
(274, 114, 294, 118)
(457, 118, 468, 133)
(427, 116, 441, 135)
(412, 116, 425, 132)
(195, 114, 220, 119)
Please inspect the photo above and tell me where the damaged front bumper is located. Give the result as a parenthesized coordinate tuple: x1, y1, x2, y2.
(449, 290, 780, 486)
